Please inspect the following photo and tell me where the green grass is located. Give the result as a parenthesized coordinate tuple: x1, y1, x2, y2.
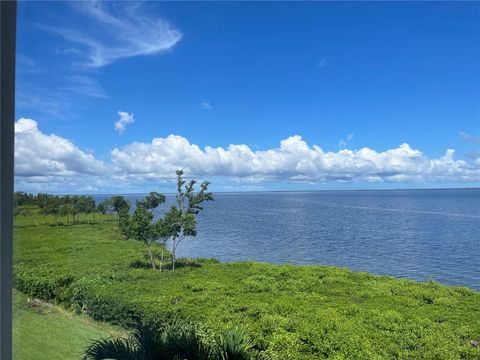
(13, 290, 124, 360)
(13, 211, 480, 359)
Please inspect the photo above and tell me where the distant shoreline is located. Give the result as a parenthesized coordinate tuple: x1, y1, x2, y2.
(44, 187, 480, 197)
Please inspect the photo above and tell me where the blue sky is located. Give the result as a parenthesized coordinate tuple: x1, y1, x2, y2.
(14, 1, 480, 193)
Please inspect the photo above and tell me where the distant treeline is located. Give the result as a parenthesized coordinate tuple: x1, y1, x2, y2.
(14, 170, 213, 271)
(14, 191, 130, 224)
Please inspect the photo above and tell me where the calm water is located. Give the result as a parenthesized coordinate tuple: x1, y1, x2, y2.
(102, 189, 480, 290)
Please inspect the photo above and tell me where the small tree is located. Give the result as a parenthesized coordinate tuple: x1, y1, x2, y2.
(97, 202, 106, 215)
(98, 198, 115, 219)
(120, 192, 166, 270)
(21, 207, 38, 227)
(43, 201, 60, 226)
(159, 170, 213, 270)
(59, 204, 71, 225)
(116, 172, 212, 271)
(70, 199, 80, 223)
(137, 192, 166, 210)
(14, 191, 35, 207)
(111, 195, 130, 220)
(79, 196, 96, 223)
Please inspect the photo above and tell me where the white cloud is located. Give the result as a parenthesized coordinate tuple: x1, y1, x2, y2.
(459, 131, 480, 145)
(44, 0, 182, 67)
(14, 118, 480, 193)
(114, 111, 135, 134)
(64, 75, 108, 99)
(15, 118, 105, 177)
(111, 134, 480, 184)
(317, 58, 328, 68)
(201, 101, 215, 110)
(338, 132, 354, 148)
(16, 82, 65, 117)
(17, 54, 36, 68)
(466, 151, 480, 160)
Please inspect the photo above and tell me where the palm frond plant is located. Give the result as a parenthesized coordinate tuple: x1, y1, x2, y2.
(83, 321, 171, 360)
(83, 321, 211, 360)
(215, 327, 253, 360)
(84, 321, 254, 360)
(161, 320, 210, 360)
(83, 336, 141, 360)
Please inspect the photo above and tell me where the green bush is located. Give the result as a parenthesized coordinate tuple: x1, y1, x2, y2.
(83, 321, 255, 360)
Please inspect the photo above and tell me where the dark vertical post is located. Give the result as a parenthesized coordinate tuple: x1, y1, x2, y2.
(0, 1, 16, 360)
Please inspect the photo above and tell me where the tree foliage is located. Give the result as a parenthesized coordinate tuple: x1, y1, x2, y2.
(112, 196, 130, 213)
(118, 192, 166, 269)
(159, 170, 214, 270)
(15, 170, 213, 271)
(118, 171, 213, 271)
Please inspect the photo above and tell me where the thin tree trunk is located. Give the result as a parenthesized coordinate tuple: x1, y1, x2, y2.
(147, 245, 156, 270)
(172, 239, 176, 271)
(159, 250, 164, 272)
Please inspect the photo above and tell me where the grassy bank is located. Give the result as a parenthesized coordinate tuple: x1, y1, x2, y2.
(13, 212, 480, 359)
(13, 290, 123, 360)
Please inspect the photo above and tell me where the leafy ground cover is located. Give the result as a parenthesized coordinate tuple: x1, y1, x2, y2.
(13, 212, 480, 359)
(13, 290, 123, 360)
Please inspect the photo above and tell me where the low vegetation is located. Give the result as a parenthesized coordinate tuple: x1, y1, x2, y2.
(13, 208, 480, 359)
(84, 321, 253, 360)
(13, 290, 123, 360)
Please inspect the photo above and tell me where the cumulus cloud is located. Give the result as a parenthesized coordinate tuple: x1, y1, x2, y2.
(111, 134, 480, 183)
(45, 0, 182, 67)
(14, 118, 480, 193)
(114, 111, 134, 134)
(15, 118, 105, 177)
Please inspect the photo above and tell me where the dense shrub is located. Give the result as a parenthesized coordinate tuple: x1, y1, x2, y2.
(83, 321, 255, 360)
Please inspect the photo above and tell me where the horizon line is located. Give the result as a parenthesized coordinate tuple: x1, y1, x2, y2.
(20, 186, 480, 197)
